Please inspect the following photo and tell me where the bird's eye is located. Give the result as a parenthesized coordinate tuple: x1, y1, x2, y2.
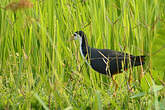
(74, 33, 77, 36)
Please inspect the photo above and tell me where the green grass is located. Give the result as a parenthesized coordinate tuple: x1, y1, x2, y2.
(0, 0, 165, 109)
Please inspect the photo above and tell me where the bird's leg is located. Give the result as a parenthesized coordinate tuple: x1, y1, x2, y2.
(112, 75, 118, 96)
(127, 68, 133, 92)
(128, 69, 132, 84)
(139, 64, 144, 83)
(127, 81, 133, 92)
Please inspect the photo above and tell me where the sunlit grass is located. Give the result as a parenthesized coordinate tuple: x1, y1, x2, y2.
(0, 0, 165, 109)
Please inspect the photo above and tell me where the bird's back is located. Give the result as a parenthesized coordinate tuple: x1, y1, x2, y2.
(87, 47, 145, 75)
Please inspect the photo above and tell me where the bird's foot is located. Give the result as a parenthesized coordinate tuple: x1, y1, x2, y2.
(113, 91, 117, 97)
(127, 82, 133, 93)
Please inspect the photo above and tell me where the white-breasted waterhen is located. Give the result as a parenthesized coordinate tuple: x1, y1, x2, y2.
(71, 31, 145, 93)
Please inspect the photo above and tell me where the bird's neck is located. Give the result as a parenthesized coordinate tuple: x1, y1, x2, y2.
(80, 35, 89, 59)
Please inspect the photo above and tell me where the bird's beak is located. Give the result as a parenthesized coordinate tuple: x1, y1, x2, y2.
(70, 35, 75, 41)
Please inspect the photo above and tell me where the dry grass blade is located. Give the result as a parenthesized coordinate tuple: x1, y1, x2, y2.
(152, 45, 165, 56)
(97, 50, 109, 61)
(5, 0, 33, 11)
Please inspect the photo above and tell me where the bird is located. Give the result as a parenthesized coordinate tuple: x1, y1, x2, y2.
(71, 30, 145, 92)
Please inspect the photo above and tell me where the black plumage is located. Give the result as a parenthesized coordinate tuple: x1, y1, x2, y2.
(73, 31, 145, 76)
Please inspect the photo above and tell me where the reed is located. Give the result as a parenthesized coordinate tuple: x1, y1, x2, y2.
(0, 0, 164, 109)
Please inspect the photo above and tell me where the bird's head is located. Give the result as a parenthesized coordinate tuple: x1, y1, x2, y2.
(70, 31, 85, 41)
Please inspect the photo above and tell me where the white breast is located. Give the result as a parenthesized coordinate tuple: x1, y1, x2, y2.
(79, 38, 90, 66)
(79, 37, 85, 59)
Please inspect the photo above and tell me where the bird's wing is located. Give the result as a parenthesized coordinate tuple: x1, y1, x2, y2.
(94, 48, 132, 58)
